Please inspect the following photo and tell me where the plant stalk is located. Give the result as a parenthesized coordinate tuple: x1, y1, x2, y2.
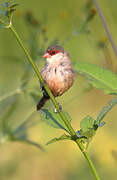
(94, 0, 117, 57)
(82, 149, 100, 180)
(9, 24, 100, 180)
(9, 24, 76, 136)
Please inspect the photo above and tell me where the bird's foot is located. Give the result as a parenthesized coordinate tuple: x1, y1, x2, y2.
(54, 104, 62, 113)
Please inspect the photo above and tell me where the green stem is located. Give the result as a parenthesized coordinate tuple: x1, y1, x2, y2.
(9, 24, 75, 136)
(82, 150, 100, 180)
(9, 24, 100, 180)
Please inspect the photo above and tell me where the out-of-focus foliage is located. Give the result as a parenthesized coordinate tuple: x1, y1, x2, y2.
(0, 0, 117, 179)
(0, 0, 18, 27)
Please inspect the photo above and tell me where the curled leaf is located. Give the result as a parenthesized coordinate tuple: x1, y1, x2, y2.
(46, 134, 72, 145)
(96, 97, 117, 124)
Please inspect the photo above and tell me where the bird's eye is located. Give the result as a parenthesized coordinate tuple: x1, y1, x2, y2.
(49, 50, 59, 56)
(51, 51, 56, 55)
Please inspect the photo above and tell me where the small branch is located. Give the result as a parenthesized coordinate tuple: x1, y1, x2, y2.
(94, 0, 117, 57)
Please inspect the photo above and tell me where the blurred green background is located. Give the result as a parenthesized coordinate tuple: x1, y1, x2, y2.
(0, 0, 117, 179)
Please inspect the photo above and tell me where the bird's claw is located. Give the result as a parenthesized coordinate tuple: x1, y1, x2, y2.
(54, 104, 62, 113)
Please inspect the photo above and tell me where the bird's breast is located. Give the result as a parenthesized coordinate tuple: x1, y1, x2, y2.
(41, 64, 74, 97)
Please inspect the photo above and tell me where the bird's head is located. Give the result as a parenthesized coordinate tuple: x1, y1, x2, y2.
(43, 45, 65, 64)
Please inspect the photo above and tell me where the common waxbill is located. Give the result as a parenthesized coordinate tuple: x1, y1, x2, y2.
(37, 45, 74, 110)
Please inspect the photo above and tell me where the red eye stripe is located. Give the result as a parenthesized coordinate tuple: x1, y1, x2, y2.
(49, 50, 59, 56)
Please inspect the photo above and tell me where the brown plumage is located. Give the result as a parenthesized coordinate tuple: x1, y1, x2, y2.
(37, 45, 74, 110)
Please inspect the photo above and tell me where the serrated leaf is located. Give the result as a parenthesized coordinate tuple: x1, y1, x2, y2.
(46, 134, 72, 145)
(79, 115, 97, 141)
(76, 116, 97, 150)
(80, 116, 95, 133)
(74, 62, 117, 94)
(96, 97, 117, 124)
(0, 0, 18, 24)
(40, 109, 72, 132)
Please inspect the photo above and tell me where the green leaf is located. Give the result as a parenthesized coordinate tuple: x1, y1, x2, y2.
(10, 3, 19, 9)
(14, 110, 39, 136)
(0, 94, 18, 117)
(96, 97, 117, 124)
(0, 94, 44, 151)
(0, 22, 6, 28)
(40, 109, 72, 132)
(80, 115, 96, 138)
(76, 116, 97, 150)
(0, 95, 19, 135)
(0, 0, 18, 26)
(46, 134, 72, 145)
(80, 116, 94, 132)
(74, 62, 117, 94)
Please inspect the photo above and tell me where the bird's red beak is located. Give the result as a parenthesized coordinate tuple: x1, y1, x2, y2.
(43, 52, 51, 58)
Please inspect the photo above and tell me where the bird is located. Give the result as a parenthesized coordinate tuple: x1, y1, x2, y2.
(37, 45, 74, 111)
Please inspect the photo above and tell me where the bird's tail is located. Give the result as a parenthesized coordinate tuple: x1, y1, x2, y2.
(37, 96, 50, 110)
